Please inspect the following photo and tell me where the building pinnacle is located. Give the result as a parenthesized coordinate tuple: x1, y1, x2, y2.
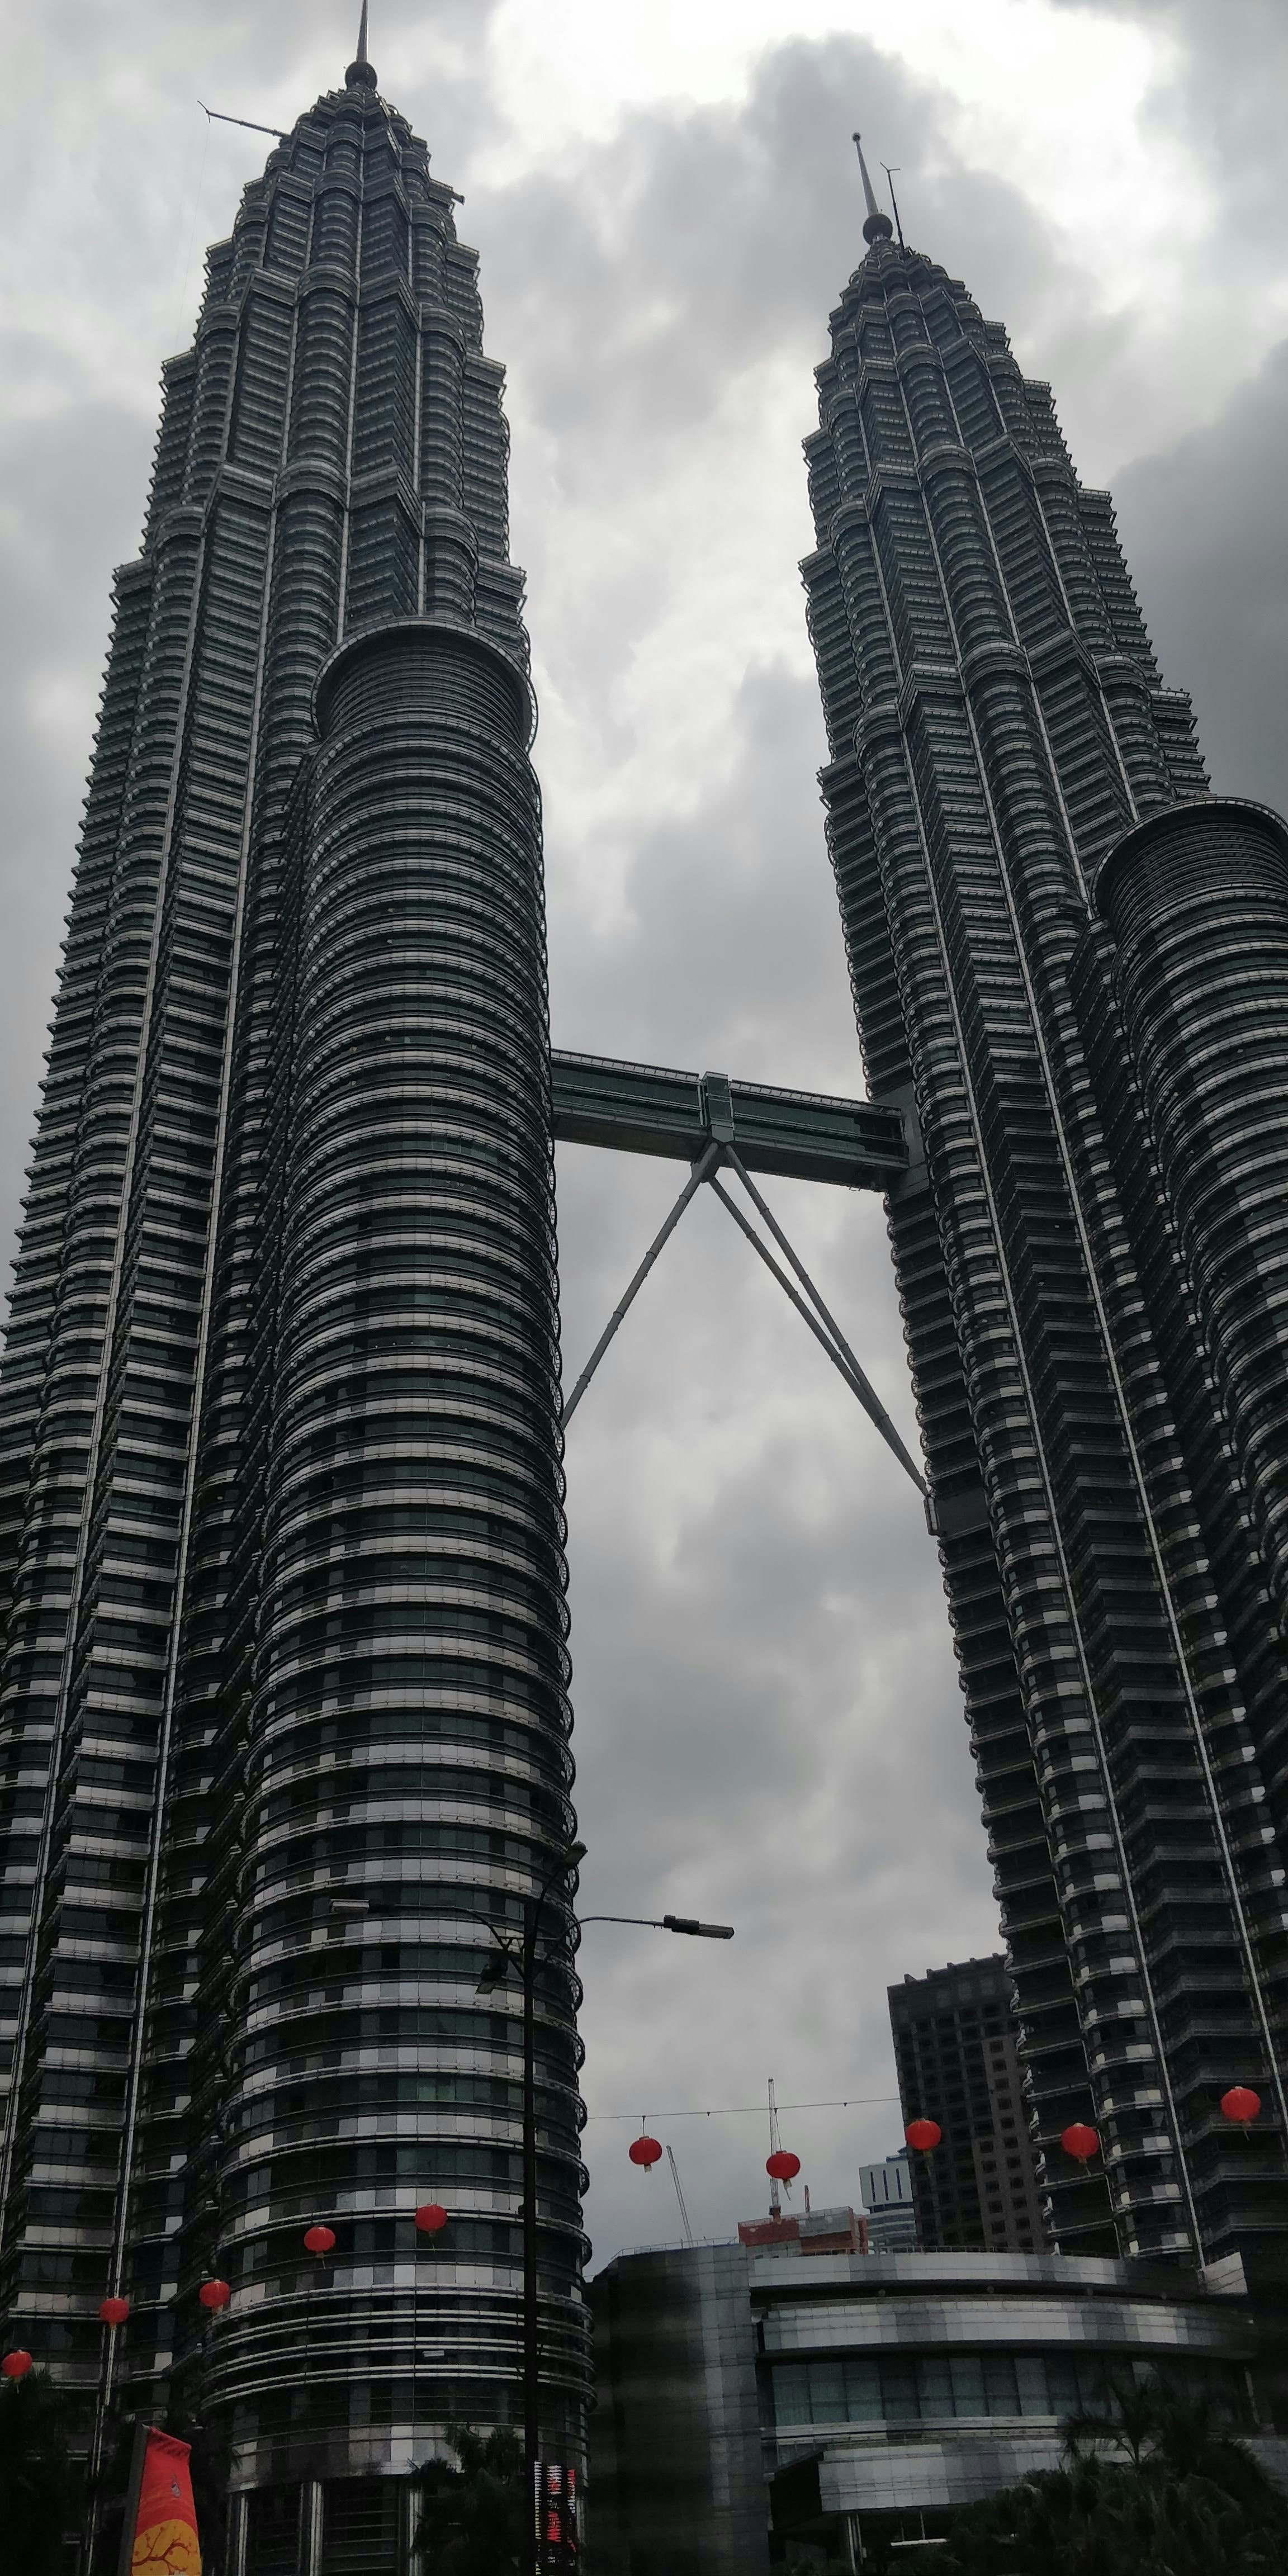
(347, 1, 377, 89)
(852, 133, 894, 245)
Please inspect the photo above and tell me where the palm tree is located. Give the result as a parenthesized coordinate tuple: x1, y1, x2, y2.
(907, 2370, 1288, 2575)
(414, 2422, 526, 2576)
(1062, 2370, 1159, 2470)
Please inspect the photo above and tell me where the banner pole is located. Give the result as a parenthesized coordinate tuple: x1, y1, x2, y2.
(115, 2419, 150, 2576)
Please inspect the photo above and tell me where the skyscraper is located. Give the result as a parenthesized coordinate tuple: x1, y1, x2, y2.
(7, 21, 1288, 2557)
(803, 146, 1288, 2271)
(0, 23, 588, 2552)
(888, 1958, 1044, 2254)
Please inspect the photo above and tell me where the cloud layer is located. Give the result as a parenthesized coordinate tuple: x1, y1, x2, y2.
(0, 0, 1282, 2262)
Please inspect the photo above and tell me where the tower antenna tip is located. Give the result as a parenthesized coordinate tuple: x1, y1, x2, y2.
(347, 0, 377, 88)
(881, 162, 907, 250)
(853, 129, 894, 247)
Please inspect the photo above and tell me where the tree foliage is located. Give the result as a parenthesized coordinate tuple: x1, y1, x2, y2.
(414, 2422, 526, 2576)
(0, 2366, 76, 2576)
(898, 2378, 1288, 2575)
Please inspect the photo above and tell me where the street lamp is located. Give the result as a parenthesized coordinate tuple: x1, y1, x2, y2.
(475, 1856, 734, 2576)
(580, 1913, 735, 1939)
(474, 1838, 585, 2576)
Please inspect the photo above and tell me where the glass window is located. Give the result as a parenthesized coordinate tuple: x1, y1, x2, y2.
(918, 2356, 954, 2420)
(808, 2362, 846, 2422)
(949, 2354, 986, 2417)
(1074, 2355, 1114, 2417)
(773, 2365, 809, 2428)
(880, 2357, 920, 2423)
(841, 2356, 882, 2422)
(769, 2346, 1246, 2435)
(983, 2353, 1020, 2414)
(776, 2350, 1252, 2439)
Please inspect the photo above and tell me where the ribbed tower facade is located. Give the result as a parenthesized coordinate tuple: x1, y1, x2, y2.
(0, 32, 587, 2551)
(803, 176, 1288, 2271)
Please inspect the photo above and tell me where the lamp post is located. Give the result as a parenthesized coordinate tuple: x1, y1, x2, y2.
(475, 1850, 733, 2576)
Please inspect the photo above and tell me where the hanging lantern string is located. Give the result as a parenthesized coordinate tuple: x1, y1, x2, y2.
(585, 2093, 899, 2123)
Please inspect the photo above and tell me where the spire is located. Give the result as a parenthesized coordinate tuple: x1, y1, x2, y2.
(852, 133, 894, 246)
(347, 1, 377, 89)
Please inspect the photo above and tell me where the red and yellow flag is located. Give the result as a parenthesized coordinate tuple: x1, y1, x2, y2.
(126, 2428, 201, 2576)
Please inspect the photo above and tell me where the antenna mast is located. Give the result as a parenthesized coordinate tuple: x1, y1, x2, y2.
(882, 164, 906, 249)
(851, 132, 894, 246)
(768, 2076, 782, 2216)
(666, 2145, 695, 2248)
(197, 101, 290, 143)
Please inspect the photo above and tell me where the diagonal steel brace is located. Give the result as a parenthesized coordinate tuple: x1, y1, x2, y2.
(560, 1134, 925, 1500)
(705, 1175, 921, 1494)
(560, 1142, 720, 1426)
(720, 1145, 926, 1494)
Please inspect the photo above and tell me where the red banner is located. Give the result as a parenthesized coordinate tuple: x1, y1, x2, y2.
(124, 2428, 201, 2576)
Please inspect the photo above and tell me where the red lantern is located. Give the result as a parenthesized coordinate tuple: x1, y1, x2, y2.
(98, 2298, 129, 2328)
(2, 2351, 32, 2379)
(198, 2279, 231, 2311)
(628, 2134, 663, 2171)
(1061, 2123, 1100, 2166)
(303, 2224, 336, 2255)
(766, 2150, 801, 2182)
(415, 2203, 448, 2234)
(905, 2118, 941, 2154)
(1221, 2085, 1262, 2130)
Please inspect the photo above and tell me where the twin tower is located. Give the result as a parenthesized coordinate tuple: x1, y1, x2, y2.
(1, 32, 1287, 2551)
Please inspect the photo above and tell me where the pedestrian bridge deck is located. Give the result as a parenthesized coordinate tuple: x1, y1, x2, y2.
(550, 1050, 907, 1191)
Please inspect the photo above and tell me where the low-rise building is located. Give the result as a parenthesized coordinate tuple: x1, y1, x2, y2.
(588, 2240, 1287, 2572)
(856, 2152, 917, 2254)
(738, 2205, 868, 2257)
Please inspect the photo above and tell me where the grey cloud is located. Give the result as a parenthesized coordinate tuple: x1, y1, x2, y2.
(548, 664, 981, 2250)
(1048, 0, 1288, 259)
(472, 35, 1104, 466)
(564, 1166, 984, 2259)
(1116, 338, 1288, 813)
(0, 400, 153, 1260)
(26, 0, 505, 84)
(547, 663, 851, 1082)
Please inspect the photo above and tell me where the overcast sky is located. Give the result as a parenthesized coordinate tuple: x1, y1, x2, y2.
(2, 0, 1286, 2270)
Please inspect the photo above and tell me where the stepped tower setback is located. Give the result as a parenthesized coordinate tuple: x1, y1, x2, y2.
(802, 151, 1288, 2270)
(0, 31, 589, 2541)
